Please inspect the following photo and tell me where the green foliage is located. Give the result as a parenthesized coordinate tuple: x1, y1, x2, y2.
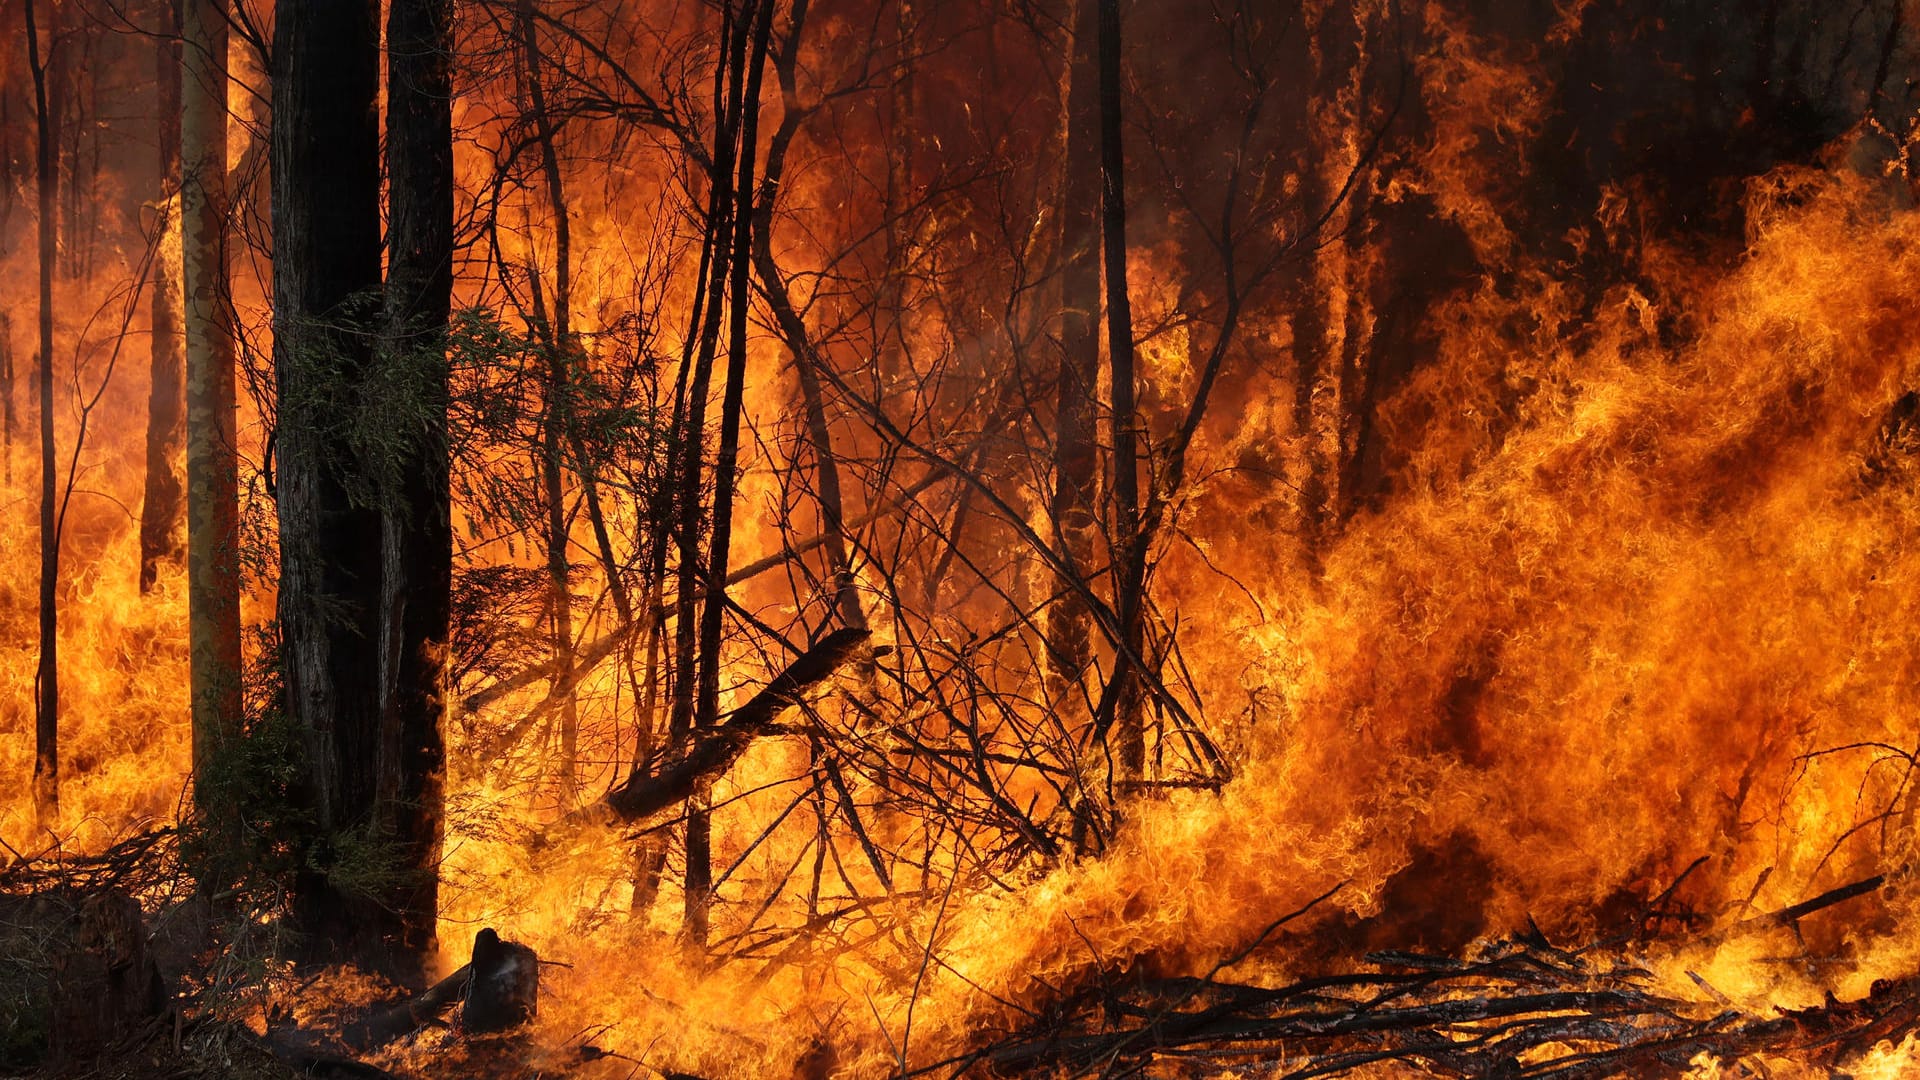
(444, 303, 672, 562)
(180, 625, 310, 916)
(273, 292, 452, 518)
(180, 624, 408, 950)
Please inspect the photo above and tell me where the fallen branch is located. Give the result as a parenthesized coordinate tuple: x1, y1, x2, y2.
(959, 873, 1913, 1079)
(538, 629, 871, 841)
(342, 963, 471, 1050)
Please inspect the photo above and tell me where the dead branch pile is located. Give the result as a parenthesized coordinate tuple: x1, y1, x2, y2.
(0, 826, 181, 898)
(957, 879, 1916, 1078)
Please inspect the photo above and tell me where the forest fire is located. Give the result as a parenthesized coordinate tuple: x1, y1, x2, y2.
(7, 0, 1920, 1076)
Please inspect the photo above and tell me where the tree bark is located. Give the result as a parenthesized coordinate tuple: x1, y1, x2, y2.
(1048, 0, 1101, 707)
(140, 0, 186, 595)
(182, 0, 243, 790)
(516, 1, 583, 800)
(27, 0, 61, 828)
(1095, 0, 1144, 781)
(380, 0, 454, 973)
(687, 0, 776, 949)
(2, 314, 13, 486)
(272, 0, 390, 970)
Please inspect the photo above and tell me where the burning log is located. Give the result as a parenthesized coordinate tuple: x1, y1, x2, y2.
(342, 962, 471, 1050)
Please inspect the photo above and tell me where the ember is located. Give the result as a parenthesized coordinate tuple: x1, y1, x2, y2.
(4, 0, 1920, 1077)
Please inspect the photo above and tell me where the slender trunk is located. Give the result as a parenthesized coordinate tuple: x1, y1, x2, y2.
(516, 1, 582, 801)
(1096, 0, 1144, 781)
(27, 0, 60, 827)
(688, 0, 776, 949)
(273, 0, 389, 970)
(182, 0, 242, 791)
(380, 0, 454, 973)
(674, 0, 749, 949)
(1048, 0, 1101, 707)
(142, 0, 186, 595)
(2, 315, 13, 485)
(752, 0, 857, 633)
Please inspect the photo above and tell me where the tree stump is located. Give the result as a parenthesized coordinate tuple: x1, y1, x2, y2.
(462, 928, 537, 1033)
(46, 889, 166, 1063)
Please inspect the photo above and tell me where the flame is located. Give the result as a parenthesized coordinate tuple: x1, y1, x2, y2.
(10, 1, 1920, 1077)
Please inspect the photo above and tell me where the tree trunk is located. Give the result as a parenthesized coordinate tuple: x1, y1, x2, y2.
(182, 0, 243, 791)
(272, 0, 391, 970)
(2, 314, 13, 486)
(687, 0, 776, 950)
(380, 0, 454, 974)
(668, 0, 742, 951)
(1095, 0, 1144, 781)
(516, 2, 583, 801)
(752, 1, 860, 635)
(140, 0, 186, 595)
(27, 0, 61, 828)
(1047, 0, 1101, 708)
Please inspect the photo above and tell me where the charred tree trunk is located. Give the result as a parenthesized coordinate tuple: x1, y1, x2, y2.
(379, 0, 454, 972)
(516, 2, 584, 799)
(272, 0, 392, 971)
(668, 62, 734, 953)
(140, 0, 185, 595)
(27, 0, 60, 828)
(687, 0, 776, 949)
(1095, 0, 1144, 782)
(752, 0, 861, 635)
(1048, 0, 1101, 708)
(182, 0, 243, 788)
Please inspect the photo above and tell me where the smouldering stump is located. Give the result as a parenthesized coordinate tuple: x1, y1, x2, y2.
(462, 927, 537, 1034)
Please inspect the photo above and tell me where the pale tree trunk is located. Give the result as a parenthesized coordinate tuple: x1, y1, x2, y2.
(27, 0, 61, 828)
(1293, 6, 1374, 562)
(182, 0, 243, 791)
(141, 0, 186, 595)
(380, 0, 453, 972)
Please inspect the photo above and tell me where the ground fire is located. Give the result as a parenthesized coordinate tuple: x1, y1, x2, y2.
(6, 0, 1920, 1077)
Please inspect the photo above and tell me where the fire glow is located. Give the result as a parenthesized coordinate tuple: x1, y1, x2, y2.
(6, 0, 1920, 1077)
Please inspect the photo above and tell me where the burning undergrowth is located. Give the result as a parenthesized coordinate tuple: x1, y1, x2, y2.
(385, 166, 1920, 1077)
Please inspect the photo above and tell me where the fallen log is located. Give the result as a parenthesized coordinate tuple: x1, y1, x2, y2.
(1699, 872, 1887, 949)
(342, 963, 470, 1050)
(961, 876, 1920, 1080)
(607, 628, 870, 819)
